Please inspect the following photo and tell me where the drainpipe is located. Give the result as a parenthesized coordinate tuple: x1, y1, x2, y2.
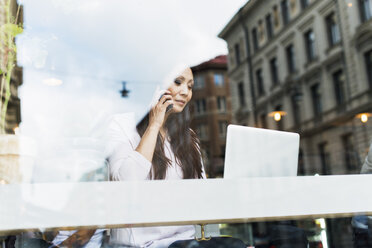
(238, 8, 258, 127)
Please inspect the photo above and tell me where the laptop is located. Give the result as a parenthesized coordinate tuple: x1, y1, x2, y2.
(223, 125, 300, 179)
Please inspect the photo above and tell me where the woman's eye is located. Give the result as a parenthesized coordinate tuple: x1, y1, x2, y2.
(174, 79, 181, 85)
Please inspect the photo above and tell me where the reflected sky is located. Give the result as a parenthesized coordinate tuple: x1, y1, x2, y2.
(17, 0, 247, 139)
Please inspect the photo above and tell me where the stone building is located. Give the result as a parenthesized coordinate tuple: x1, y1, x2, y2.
(190, 55, 232, 178)
(219, 0, 372, 176)
(0, 0, 23, 134)
(218, 0, 372, 247)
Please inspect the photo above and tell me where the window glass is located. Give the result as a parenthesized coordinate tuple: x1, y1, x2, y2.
(252, 27, 259, 52)
(291, 93, 301, 125)
(2, 1, 372, 248)
(342, 134, 359, 173)
(318, 142, 331, 175)
(326, 13, 341, 46)
(238, 82, 246, 107)
(273, 5, 281, 28)
(260, 113, 268, 128)
(197, 123, 209, 140)
(304, 29, 316, 61)
(265, 14, 274, 39)
(195, 99, 207, 114)
(258, 20, 265, 43)
(286, 44, 296, 73)
(214, 73, 224, 86)
(300, 0, 310, 9)
(270, 57, 279, 85)
(332, 70, 345, 105)
(311, 83, 322, 118)
(290, 0, 297, 14)
(365, 49, 372, 88)
(256, 68, 265, 96)
(234, 43, 241, 64)
(217, 96, 226, 112)
(359, 0, 372, 22)
(281, 0, 290, 25)
(194, 75, 205, 89)
(218, 121, 228, 137)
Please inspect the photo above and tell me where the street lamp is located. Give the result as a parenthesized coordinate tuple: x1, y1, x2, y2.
(355, 113, 372, 123)
(355, 113, 371, 152)
(268, 111, 287, 122)
(120, 81, 130, 98)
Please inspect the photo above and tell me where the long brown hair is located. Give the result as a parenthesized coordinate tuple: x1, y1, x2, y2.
(136, 105, 203, 180)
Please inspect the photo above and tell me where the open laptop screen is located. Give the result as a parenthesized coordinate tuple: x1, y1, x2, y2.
(223, 125, 300, 179)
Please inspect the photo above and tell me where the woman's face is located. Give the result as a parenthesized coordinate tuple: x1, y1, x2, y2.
(168, 67, 194, 113)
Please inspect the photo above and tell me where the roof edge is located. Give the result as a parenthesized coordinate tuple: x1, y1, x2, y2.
(218, 0, 258, 40)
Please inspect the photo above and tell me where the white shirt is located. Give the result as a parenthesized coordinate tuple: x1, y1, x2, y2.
(106, 113, 204, 248)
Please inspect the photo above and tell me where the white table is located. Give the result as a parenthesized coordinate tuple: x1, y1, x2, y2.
(1, 175, 372, 235)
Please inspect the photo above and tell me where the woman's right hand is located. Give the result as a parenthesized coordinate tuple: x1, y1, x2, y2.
(149, 90, 173, 129)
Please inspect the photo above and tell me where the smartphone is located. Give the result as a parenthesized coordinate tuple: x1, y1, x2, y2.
(159, 94, 173, 112)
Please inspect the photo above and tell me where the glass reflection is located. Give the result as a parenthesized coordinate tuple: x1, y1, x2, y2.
(0, 0, 371, 247)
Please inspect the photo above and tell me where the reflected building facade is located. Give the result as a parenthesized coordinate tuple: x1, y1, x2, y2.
(0, 0, 23, 134)
(219, 0, 372, 247)
(190, 55, 232, 178)
(219, 0, 372, 176)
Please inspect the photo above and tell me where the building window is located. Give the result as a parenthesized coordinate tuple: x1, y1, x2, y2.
(214, 73, 224, 86)
(359, 0, 372, 22)
(260, 113, 268, 129)
(311, 83, 322, 118)
(300, 0, 310, 9)
(273, 5, 280, 28)
(195, 99, 207, 114)
(298, 149, 305, 175)
(304, 29, 316, 62)
(197, 124, 208, 140)
(270, 57, 279, 86)
(228, 47, 234, 66)
(220, 145, 226, 158)
(318, 142, 331, 175)
(194, 75, 205, 89)
(286, 44, 296, 74)
(252, 28, 259, 52)
(290, 0, 297, 14)
(332, 70, 345, 105)
(326, 13, 341, 47)
(217, 96, 226, 112)
(266, 14, 274, 39)
(342, 134, 359, 172)
(365, 49, 372, 89)
(218, 121, 228, 137)
(258, 20, 265, 42)
(238, 82, 246, 107)
(256, 69, 265, 96)
(234, 43, 241, 65)
(281, 0, 290, 25)
(291, 94, 301, 125)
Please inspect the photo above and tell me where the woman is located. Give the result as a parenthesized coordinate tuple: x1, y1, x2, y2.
(107, 67, 205, 247)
